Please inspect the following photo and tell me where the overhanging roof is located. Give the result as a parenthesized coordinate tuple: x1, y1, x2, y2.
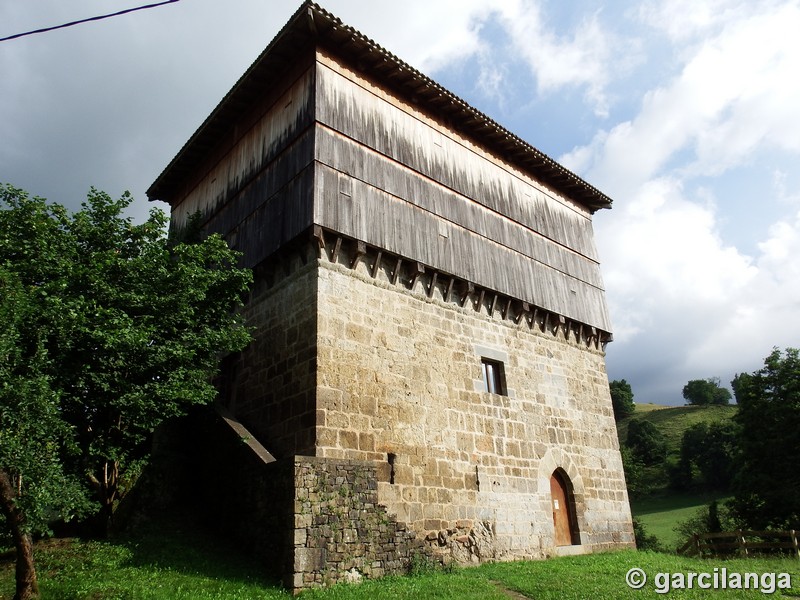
(147, 1, 612, 212)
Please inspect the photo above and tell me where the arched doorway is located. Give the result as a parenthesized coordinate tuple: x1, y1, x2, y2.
(550, 468, 579, 546)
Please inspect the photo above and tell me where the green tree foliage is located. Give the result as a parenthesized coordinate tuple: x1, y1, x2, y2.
(0, 185, 252, 599)
(730, 348, 800, 530)
(619, 445, 650, 498)
(674, 500, 735, 544)
(625, 419, 667, 466)
(0, 268, 93, 600)
(682, 377, 732, 405)
(609, 379, 635, 421)
(673, 421, 738, 491)
(631, 517, 662, 551)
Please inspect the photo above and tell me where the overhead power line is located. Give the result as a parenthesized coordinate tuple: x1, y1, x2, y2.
(0, 0, 181, 43)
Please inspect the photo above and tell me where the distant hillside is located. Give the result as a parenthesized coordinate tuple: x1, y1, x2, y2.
(616, 403, 738, 458)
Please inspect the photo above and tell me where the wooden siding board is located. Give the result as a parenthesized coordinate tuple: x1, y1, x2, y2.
(231, 165, 316, 269)
(170, 68, 316, 231)
(314, 128, 604, 290)
(314, 165, 611, 331)
(202, 130, 316, 240)
(314, 59, 600, 261)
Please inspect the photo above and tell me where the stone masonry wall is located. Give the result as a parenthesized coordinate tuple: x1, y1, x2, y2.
(225, 248, 318, 457)
(291, 456, 422, 591)
(314, 242, 634, 560)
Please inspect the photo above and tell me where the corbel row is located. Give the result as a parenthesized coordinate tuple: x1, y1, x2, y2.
(312, 226, 612, 350)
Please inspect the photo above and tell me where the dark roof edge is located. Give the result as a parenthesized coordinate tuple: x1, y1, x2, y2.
(147, 1, 612, 212)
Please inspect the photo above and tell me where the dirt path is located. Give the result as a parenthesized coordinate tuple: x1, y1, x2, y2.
(491, 580, 532, 599)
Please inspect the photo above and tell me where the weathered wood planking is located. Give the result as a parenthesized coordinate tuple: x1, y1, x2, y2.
(158, 47, 612, 330)
(170, 67, 316, 231)
(314, 55, 600, 260)
(201, 130, 316, 256)
(315, 165, 612, 331)
(225, 164, 316, 269)
(314, 127, 604, 289)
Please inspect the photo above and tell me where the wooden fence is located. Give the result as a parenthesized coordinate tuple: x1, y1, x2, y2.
(678, 530, 800, 559)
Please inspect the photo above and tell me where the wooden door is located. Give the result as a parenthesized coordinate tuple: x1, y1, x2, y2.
(550, 471, 575, 546)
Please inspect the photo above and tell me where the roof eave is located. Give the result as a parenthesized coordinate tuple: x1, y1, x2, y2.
(147, 1, 612, 212)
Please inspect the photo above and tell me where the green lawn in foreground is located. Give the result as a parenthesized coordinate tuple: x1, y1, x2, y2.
(3, 531, 800, 599)
(475, 551, 800, 599)
(1, 536, 290, 600)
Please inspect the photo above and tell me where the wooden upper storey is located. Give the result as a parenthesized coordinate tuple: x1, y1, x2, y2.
(146, 2, 614, 332)
(147, 1, 611, 213)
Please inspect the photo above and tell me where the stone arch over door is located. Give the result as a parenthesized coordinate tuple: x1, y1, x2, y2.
(538, 448, 586, 546)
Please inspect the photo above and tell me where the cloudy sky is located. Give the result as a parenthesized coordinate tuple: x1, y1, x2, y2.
(2, 0, 799, 405)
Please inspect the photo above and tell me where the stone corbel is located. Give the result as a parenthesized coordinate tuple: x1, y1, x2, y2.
(409, 262, 425, 290)
(311, 225, 325, 258)
(444, 277, 455, 302)
(515, 301, 530, 325)
(331, 236, 342, 264)
(459, 281, 474, 307)
(501, 297, 513, 320)
(391, 257, 403, 285)
(351, 240, 367, 269)
(427, 271, 438, 299)
(371, 250, 383, 278)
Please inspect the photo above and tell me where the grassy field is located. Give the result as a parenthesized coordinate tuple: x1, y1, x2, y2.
(3, 530, 800, 600)
(617, 403, 738, 456)
(632, 493, 731, 550)
(618, 402, 740, 549)
(0, 403, 766, 598)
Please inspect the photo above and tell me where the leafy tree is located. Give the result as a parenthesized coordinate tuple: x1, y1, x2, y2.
(675, 500, 734, 545)
(0, 268, 92, 600)
(620, 445, 650, 498)
(625, 419, 667, 466)
(730, 348, 800, 530)
(682, 377, 732, 405)
(0, 185, 252, 599)
(609, 379, 635, 421)
(675, 421, 738, 490)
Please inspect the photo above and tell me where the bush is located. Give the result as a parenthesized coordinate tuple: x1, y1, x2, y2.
(408, 551, 452, 577)
(674, 500, 734, 544)
(610, 379, 635, 421)
(620, 445, 651, 498)
(632, 518, 662, 552)
(626, 419, 667, 466)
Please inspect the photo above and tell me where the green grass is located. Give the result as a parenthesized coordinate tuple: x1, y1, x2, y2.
(617, 404, 738, 456)
(4, 532, 800, 599)
(475, 551, 800, 599)
(1, 521, 291, 600)
(628, 402, 669, 414)
(632, 493, 731, 550)
(6, 542, 800, 600)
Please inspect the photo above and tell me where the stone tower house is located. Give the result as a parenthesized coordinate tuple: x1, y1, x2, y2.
(148, 2, 634, 591)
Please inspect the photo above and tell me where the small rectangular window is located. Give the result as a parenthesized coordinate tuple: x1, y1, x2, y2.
(481, 358, 505, 395)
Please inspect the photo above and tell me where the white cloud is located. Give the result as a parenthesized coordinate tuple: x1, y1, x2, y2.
(688, 4, 800, 173)
(564, 1, 800, 401)
(4, 0, 800, 405)
(325, 0, 492, 74)
(565, 1, 800, 191)
(597, 177, 756, 332)
(636, 0, 772, 42)
(681, 207, 800, 380)
(489, 0, 635, 117)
